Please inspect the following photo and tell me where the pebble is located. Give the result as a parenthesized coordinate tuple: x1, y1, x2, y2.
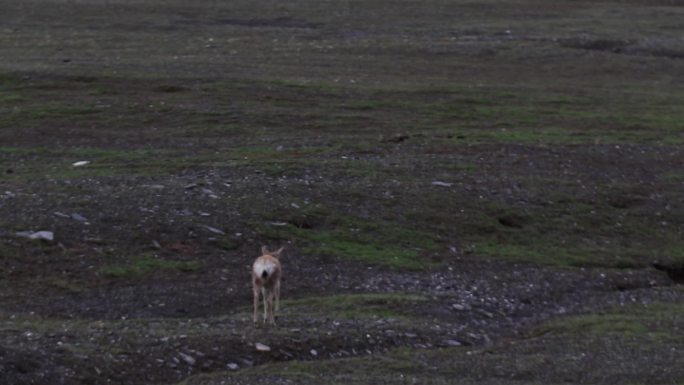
(16, 230, 54, 241)
(255, 342, 271, 352)
(431, 181, 453, 187)
(204, 225, 225, 235)
(179, 352, 195, 366)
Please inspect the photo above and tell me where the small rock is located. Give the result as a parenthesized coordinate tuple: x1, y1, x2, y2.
(227, 362, 239, 371)
(204, 226, 225, 235)
(179, 352, 196, 366)
(72, 161, 90, 167)
(16, 231, 54, 241)
(71, 213, 89, 224)
(431, 181, 453, 187)
(53, 212, 70, 219)
(310, 349, 318, 357)
(255, 342, 271, 352)
(201, 188, 218, 198)
(445, 339, 462, 347)
(452, 304, 466, 311)
(267, 222, 288, 227)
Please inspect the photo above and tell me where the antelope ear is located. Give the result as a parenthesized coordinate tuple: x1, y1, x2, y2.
(273, 246, 285, 258)
(261, 245, 269, 255)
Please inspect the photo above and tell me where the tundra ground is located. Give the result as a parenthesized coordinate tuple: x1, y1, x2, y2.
(1, 1, 683, 384)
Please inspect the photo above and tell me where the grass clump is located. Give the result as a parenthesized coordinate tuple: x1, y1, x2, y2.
(254, 210, 440, 270)
(283, 293, 429, 319)
(536, 303, 684, 342)
(213, 237, 241, 251)
(473, 240, 642, 268)
(0, 243, 18, 259)
(98, 254, 202, 278)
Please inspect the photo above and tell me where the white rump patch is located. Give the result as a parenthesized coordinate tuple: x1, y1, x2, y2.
(253, 258, 277, 278)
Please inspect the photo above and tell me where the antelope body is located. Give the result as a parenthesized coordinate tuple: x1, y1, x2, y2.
(252, 246, 283, 325)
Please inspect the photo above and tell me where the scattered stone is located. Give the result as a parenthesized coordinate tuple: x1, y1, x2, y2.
(16, 231, 54, 241)
(431, 181, 453, 187)
(72, 161, 90, 167)
(227, 362, 239, 371)
(54, 212, 70, 219)
(452, 304, 466, 311)
(204, 226, 225, 235)
(255, 342, 271, 352)
(445, 339, 462, 347)
(201, 188, 219, 198)
(152, 240, 162, 250)
(310, 349, 318, 357)
(71, 213, 89, 224)
(179, 352, 196, 366)
(268, 222, 288, 227)
(184, 183, 199, 190)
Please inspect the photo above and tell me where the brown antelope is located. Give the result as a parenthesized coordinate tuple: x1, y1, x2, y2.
(252, 246, 283, 325)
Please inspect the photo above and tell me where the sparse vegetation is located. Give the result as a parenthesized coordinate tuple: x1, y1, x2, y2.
(537, 303, 684, 341)
(282, 293, 430, 319)
(98, 254, 202, 278)
(253, 213, 440, 270)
